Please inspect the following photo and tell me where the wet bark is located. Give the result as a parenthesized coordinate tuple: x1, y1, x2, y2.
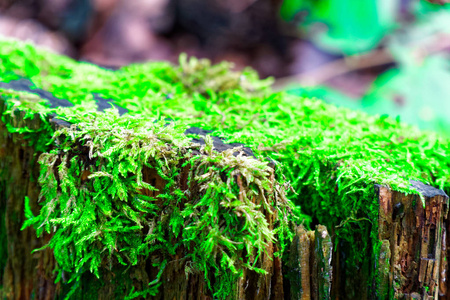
(313, 225, 333, 300)
(288, 224, 333, 300)
(0, 104, 57, 300)
(376, 181, 449, 299)
(288, 225, 312, 300)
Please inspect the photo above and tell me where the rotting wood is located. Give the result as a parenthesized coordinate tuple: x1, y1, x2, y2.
(440, 219, 449, 299)
(288, 224, 332, 300)
(378, 239, 392, 299)
(313, 225, 333, 300)
(376, 181, 449, 299)
(0, 105, 57, 300)
(288, 225, 312, 300)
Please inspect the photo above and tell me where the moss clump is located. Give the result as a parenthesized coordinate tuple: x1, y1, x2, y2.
(1, 38, 450, 296)
(19, 109, 295, 298)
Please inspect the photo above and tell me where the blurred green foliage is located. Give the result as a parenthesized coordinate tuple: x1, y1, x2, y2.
(363, 54, 450, 134)
(283, 0, 450, 137)
(281, 0, 449, 54)
(281, 0, 398, 54)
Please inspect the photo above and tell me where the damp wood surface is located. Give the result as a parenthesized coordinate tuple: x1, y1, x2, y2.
(377, 182, 449, 299)
(0, 106, 56, 299)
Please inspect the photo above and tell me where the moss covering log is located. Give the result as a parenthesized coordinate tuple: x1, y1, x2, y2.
(1, 38, 450, 299)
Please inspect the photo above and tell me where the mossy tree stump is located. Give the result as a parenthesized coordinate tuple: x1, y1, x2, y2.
(0, 99, 335, 299)
(2, 105, 448, 300)
(1, 39, 450, 300)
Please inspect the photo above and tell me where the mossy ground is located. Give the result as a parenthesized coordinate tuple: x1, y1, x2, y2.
(1, 38, 450, 297)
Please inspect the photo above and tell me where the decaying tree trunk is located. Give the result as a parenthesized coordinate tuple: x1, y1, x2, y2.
(0, 107, 58, 300)
(377, 181, 449, 299)
(0, 97, 335, 300)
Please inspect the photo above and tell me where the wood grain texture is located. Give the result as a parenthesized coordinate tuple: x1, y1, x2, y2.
(0, 102, 57, 300)
(377, 183, 449, 299)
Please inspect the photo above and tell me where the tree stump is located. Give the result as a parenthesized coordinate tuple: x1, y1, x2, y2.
(1, 38, 450, 300)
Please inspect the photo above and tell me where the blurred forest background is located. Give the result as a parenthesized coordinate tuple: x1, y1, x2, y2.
(0, 0, 449, 135)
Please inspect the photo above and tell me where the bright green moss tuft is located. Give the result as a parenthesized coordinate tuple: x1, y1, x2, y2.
(1, 38, 450, 297)
(19, 109, 295, 298)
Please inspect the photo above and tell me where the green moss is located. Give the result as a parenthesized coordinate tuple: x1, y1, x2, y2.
(1, 38, 450, 297)
(18, 109, 294, 298)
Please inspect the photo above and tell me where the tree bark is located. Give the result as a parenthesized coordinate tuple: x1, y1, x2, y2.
(0, 105, 57, 300)
(376, 181, 449, 299)
(288, 224, 333, 300)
